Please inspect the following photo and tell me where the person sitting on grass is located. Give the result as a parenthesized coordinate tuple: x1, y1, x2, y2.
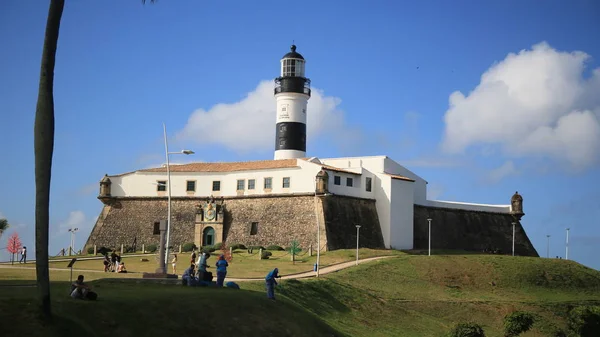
(265, 268, 281, 300)
(117, 262, 127, 273)
(182, 264, 197, 286)
(215, 254, 229, 287)
(70, 275, 97, 300)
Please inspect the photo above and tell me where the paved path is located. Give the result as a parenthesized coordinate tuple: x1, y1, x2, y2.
(0, 255, 397, 282)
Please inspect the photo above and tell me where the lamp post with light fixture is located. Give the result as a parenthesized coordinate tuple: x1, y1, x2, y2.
(355, 225, 361, 265)
(68, 227, 79, 255)
(162, 123, 194, 272)
(427, 218, 432, 256)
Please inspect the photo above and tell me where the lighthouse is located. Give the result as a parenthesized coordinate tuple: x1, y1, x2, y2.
(274, 45, 311, 160)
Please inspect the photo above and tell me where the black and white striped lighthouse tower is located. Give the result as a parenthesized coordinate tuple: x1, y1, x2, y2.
(274, 45, 311, 160)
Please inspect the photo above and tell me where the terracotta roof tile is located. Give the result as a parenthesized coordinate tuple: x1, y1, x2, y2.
(138, 159, 299, 174)
(383, 173, 415, 182)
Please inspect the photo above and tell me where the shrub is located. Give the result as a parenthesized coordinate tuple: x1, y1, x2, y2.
(125, 246, 135, 253)
(202, 245, 216, 253)
(181, 242, 196, 252)
(568, 306, 600, 337)
(213, 242, 223, 250)
(146, 244, 158, 253)
(249, 245, 266, 251)
(87, 247, 95, 255)
(504, 311, 535, 336)
(261, 250, 273, 260)
(446, 322, 485, 337)
(230, 243, 246, 250)
(266, 245, 285, 251)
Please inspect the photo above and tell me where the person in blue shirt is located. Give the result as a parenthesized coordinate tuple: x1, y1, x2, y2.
(215, 254, 229, 287)
(182, 264, 196, 286)
(265, 268, 281, 300)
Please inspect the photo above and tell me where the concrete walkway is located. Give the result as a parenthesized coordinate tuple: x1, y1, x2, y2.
(0, 255, 397, 282)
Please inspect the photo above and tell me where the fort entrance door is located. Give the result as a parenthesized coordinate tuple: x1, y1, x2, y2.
(203, 227, 215, 246)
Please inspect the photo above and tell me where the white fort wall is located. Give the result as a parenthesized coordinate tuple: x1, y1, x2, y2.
(109, 167, 318, 198)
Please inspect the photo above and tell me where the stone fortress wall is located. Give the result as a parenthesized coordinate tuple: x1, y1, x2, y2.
(85, 194, 384, 251)
(413, 204, 538, 256)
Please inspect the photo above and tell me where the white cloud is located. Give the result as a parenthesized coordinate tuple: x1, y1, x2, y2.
(484, 161, 519, 184)
(176, 80, 352, 153)
(441, 42, 600, 171)
(59, 210, 87, 231)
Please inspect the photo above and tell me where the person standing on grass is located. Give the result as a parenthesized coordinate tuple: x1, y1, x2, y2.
(172, 254, 178, 274)
(215, 254, 229, 287)
(115, 252, 121, 272)
(110, 250, 117, 272)
(19, 246, 27, 263)
(103, 254, 110, 272)
(191, 249, 197, 265)
(265, 268, 281, 300)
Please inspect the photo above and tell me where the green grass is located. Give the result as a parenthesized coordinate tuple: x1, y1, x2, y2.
(2, 251, 599, 337)
(8, 248, 402, 279)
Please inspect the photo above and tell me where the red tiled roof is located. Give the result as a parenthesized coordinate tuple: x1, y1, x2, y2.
(138, 159, 299, 173)
(320, 164, 361, 175)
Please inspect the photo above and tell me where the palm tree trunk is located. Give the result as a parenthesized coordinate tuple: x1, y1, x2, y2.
(34, 0, 65, 320)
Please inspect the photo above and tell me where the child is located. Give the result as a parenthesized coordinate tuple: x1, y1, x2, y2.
(172, 254, 178, 274)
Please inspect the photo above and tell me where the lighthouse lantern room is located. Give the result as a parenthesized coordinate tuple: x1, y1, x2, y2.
(274, 45, 311, 160)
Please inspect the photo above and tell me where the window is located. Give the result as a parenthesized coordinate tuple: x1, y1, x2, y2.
(346, 177, 353, 187)
(264, 177, 272, 189)
(237, 179, 245, 191)
(250, 222, 259, 235)
(157, 181, 166, 192)
(153, 222, 160, 235)
(186, 180, 196, 192)
(366, 177, 372, 192)
(334, 176, 341, 185)
(279, 139, 286, 147)
(283, 177, 290, 188)
(248, 179, 256, 190)
(212, 181, 221, 191)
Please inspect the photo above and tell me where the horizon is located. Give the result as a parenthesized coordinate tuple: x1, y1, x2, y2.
(0, 0, 598, 270)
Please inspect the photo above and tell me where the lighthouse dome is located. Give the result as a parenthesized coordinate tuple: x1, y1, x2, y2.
(282, 45, 304, 60)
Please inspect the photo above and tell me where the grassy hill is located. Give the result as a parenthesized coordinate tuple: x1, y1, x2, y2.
(1, 252, 599, 337)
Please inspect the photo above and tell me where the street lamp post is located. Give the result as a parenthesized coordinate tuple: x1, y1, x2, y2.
(512, 222, 516, 256)
(68, 227, 79, 255)
(162, 123, 194, 272)
(427, 218, 432, 256)
(355, 225, 361, 265)
(314, 177, 321, 277)
(565, 228, 570, 260)
(546, 234, 551, 258)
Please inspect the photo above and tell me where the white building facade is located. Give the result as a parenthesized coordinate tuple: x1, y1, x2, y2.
(104, 156, 513, 250)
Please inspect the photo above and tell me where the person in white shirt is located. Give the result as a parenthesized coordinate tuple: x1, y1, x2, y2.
(19, 246, 27, 264)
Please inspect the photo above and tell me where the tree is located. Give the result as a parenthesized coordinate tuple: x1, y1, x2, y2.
(7, 232, 23, 265)
(0, 218, 9, 239)
(289, 240, 301, 264)
(33, 0, 156, 320)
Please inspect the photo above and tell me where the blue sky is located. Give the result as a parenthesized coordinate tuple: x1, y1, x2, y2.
(0, 0, 598, 268)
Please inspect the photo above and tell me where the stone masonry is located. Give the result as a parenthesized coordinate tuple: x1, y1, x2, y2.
(85, 194, 383, 251)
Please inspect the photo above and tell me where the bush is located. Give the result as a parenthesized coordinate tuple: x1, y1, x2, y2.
(87, 247, 95, 255)
(266, 245, 285, 251)
(181, 242, 196, 252)
(568, 306, 600, 337)
(446, 322, 485, 337)
(146, 244, 158, 253)
(261, 250, 273, 260)
(213, 242, 223, 250)
(125, 246, 135, 253)
(504, 311, 535, 336)
(230, 243, 246, 250)
(249, 246, 266, 251)
(202, 245, 216, 253)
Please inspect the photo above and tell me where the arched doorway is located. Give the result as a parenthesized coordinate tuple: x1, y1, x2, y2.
(203, 227, 215, 246)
